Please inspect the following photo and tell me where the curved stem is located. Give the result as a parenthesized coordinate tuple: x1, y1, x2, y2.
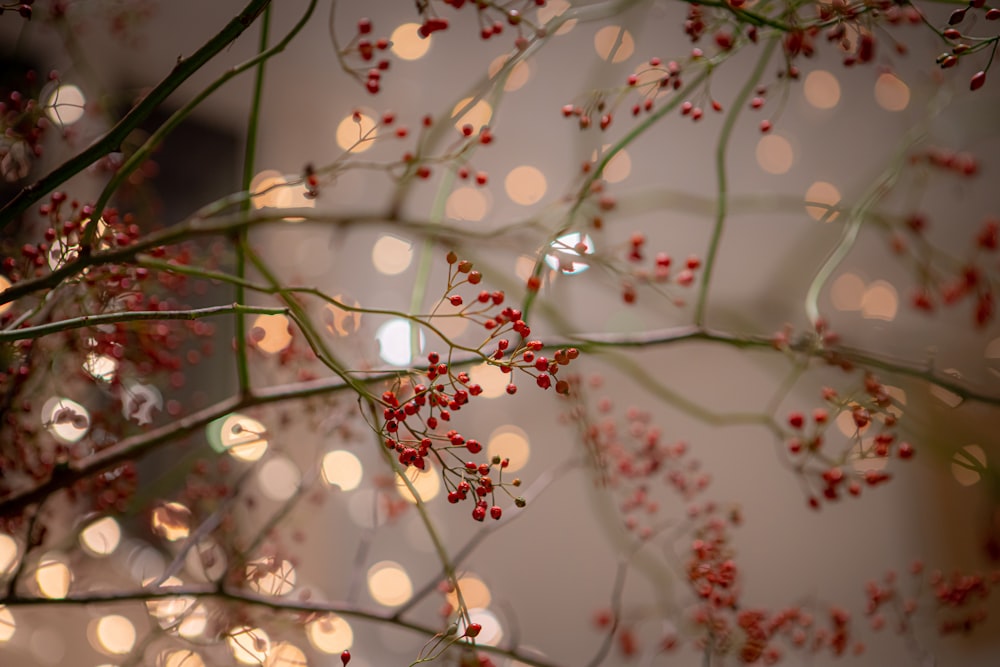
(695, 35, 779, 327)
(233, 4, 273, 397)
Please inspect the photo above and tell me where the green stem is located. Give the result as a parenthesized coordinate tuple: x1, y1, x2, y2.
(81, 0, 316, 248)
(0, 0, 273, 229)
(0, 304, 287, 342)
(234, 4, 272, 397)
(695, 35, 779, 327)
(521, 64, 714, 321)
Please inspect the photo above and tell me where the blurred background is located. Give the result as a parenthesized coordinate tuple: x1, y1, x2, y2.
(2, 1, 1000, 665)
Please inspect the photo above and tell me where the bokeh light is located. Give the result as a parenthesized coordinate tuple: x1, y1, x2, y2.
(445, 574, 492, 611)
(257, 456, 301, 502)
(861, 280, 898, 321)
(336, 112, 377, 152)
(210, 413, 269, 462)
(874, 73, 910, 112)
(92, 615, 136, 655)
(804, 181, 841, 222)
(161, 650, 206, 667)
(228, 626, 271, 665)
(322, 450, 364, 491)
(0, 275, 12, 315)
(307, 615, 353, 654)
(594, 25, 634, 62)
(35, 553, 71, 599)
(462, 608, 503, 646)
(251, 314, 293, 354)
(537, 0, 576, 34)
(83, 353, 118, 383)
(831, 272, 865, 311)
(44, 84, 86, 126)
(468, 363, 508, 398)
(0, 607, 14, 643)
(452, 97, 493, 132)
(505, 165, 547, 205)
(324, 296, 363, 336)
(367, 561, 413, 606)
(267, 642, 308, 667)
(41, 396, 90, 444)
(446, 186, 490, 222)
(0, 534, 18, 575)
(375, 319, 424, 367)
(372, 234, 414, 275)
(80, 516, 121, 557)
(396, 466, 440, 503)
(952, 445, 986, 486)
(151, 502, 192, 541)
(803, 70, 841, 109)
(250, 170, 287, 209)
(488, 55, 532, 91)
(545, 232, 593, 275)
(755, 134, 794, 175)
(246, 558, 297, 596)
(391, 23, 431, 60)
(487, 425, 531, 472)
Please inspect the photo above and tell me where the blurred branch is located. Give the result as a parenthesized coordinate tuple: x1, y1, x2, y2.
(0, 0, 274, 229)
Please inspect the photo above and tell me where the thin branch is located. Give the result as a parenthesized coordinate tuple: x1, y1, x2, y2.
(0, 0, 273, 228)
(695, 34, 779, 326)
(0, 304, 287, 342)
(0, 586, 567, 667)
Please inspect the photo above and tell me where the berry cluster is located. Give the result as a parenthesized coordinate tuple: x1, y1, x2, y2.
(620, 233, 702, 305)
(377, 252, 579, 522)
(864, 562, 1000, 637)
(0, 67, 52, 182)
(784, 374, 913, 509)
(339, 18, 392, 94)
(888, 159, 997, 327)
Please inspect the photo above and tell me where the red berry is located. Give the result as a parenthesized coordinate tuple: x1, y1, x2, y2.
(342, 650, 351, 666)
(465, 623, 482, 637)
(970, 71, 987, 91)
(490, 506, 502, 520)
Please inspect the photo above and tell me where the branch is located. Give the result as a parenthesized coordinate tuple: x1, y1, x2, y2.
(0, 304, 287, 342)
(0, 586, 566, 667)
(0, 0, 273, 228)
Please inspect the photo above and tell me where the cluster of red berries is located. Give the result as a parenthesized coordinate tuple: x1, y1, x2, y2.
(419, 0, 547, 49)
(342, 18, 391, 94)
(620, 233, 702, 305)
(442, 252, 578, 394)
(864, 562, 1000, 637)
(938, 0, 999, 90)
(0, 67, 55, 182)
(785, 375, 913, 509)
(377, 252, 580, 522)
(893, 183, 996, 327)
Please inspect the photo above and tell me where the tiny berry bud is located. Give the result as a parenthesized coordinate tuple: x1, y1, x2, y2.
(970, 71, 987, 91)
(465, 623, 482, 637)
(342, 650, 351, 666)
